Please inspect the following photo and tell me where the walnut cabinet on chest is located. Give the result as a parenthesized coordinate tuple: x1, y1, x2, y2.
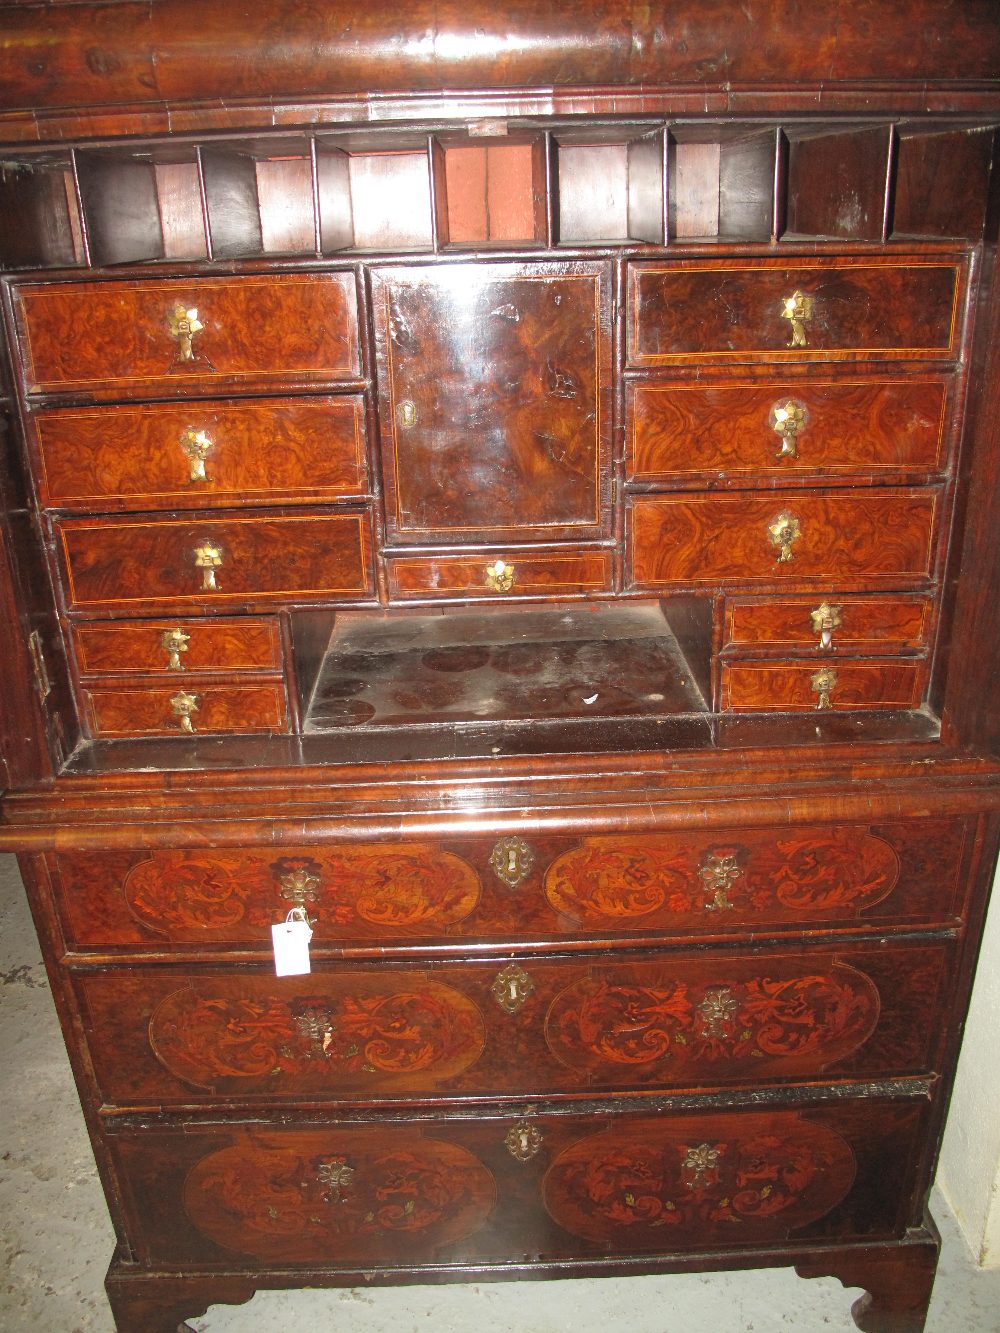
(2, 3, 1000, 1330)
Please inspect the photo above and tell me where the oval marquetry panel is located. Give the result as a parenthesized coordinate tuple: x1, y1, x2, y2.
(544, 826, 900, 929)
(543, 1111, 856, 1247)
(544, 960, 880, 1079)
(148, 975, 487, 1094)
(183, 1130, 496, 1263)
(123, 845, 482, 939)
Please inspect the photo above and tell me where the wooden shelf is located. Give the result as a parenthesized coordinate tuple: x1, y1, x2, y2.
(556, 130, 664, 245)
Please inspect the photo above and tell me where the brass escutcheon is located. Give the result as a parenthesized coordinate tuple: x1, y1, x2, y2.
(316, 1159, 355, 1204)
(780, 290, 814, 348)
(167, 303, 203, 362)
(161, 627, 191, 671)
(811, 666, 838, 710)
(697, 849, 742, 911)
(768, 511, 802, 563)
(696, 986, 739, 1039)
(505, 1121, 544, 1162)
(180, 428, 213, 482)
(490, 836, 535, 889)
(280, 868, 321, 919)
(169, 689, 199, 733)
(769, 398, 809, 459)
(397, 399, 417, 428)
(485, 559, 515, 593)
(681, 1142, 723, 1191)
(193, 541, 223, 591)
(810, 602, 843, 650)
(492, 962, 534, 1015)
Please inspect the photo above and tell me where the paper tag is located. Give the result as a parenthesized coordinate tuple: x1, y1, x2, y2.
(271, 910, 313, 976)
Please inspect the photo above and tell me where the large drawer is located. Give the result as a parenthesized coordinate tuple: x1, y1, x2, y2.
(111, 1100, 925, 1267)
(33, 395, 367, 510)
(627, 257, 964, 365)
(15, 273, 361, 397)
(629, 490, 938, 589)
(627, 375, 951, 483)
(74, 940, 952, 1106)
(56, 510, 374, 613)
(48, 818, 972, 951)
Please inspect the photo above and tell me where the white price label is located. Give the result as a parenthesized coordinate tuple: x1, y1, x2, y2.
(271, 911, 313, 976)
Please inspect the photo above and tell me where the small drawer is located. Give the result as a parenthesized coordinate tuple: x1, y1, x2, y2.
(56, 511, 374, 613)
(16, 273, 360, 397)
(720, 659, 927, 712)
(74, 617, 284, 676)
(84, 679, 289, 737)
(723, 594, 935, 654)
(387, 550, 612, 600)
(627, 375, 951, 483)
(33, 395, 367, 511)
(627, 257, 963, 365)
(629, 490, 938, 589)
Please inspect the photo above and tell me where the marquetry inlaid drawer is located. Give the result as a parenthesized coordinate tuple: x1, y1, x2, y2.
(47, 817, 973, 951)
(15, 272, 361, 397)
(722, 594, 935, 654)
(73, 616, 284, 676)
(32, 395, 367, 510)
(628, 490, 939, 589)
(74, 939, 953, 1107)
(627, 375, 952, 483)
(83, 679, 288, 738)
(720, 659, 927, 712)
(55, 511, 374, 614)
(109, 1100, 926, 1269)
(627, 256, 964, 365)
(387, 550, 613, 599)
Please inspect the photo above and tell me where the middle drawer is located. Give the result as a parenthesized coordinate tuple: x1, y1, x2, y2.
(73, 939, 954, 1107)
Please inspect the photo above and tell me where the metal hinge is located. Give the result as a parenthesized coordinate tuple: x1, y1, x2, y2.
(28, 630, 51, 700)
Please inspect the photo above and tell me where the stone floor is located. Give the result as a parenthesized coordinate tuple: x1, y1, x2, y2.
(2, 851, 999, 1332)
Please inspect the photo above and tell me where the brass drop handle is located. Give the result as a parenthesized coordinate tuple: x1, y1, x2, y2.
(161, 627, 191, 671)
(811, 667, 838, 710)
(505, 1120, 544, 1162)
(490, 836, 534, 888)
(485, 559, 515, 593)
(769, 399, 808, 458)
(316, 1159, 355, 1203)
(697, 849, 741, 911)
(780, 290, 814, 348)
(491, 962, 534, 1015)
(169, 689, 200, 733)
(180, 428, 214, 482)
(167, 303, 204, 361)
(193, 540, 223, 591)
(768, 511, 802, 563)
(810, 602, 843, 650)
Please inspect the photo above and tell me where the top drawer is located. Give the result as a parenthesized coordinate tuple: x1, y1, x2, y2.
(627, 257, 964, 366)
(15, 273, 361, 398)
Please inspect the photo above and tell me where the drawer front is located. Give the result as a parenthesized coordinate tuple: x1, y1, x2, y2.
(16, 273, 360, 396)
(723, 595, 934, 653)
(49, 818, 972, 949)
(85, 680, 288, 737)
(34, 396, 367, 510)
(387, 551, 612, 600)
(627, 257, 963, 365)
(57, 511, 373, 612)
(629, 491, 938, 589)
(74, 617, 283, 675)
(720, 660, 926, 712)
(113, 1101, 925, 1267)
(76, 941, 951, 1106)
(627, 376, 950, 482)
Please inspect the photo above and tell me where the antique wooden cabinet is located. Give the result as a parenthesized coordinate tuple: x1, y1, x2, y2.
(2, 3, 1000, 1330)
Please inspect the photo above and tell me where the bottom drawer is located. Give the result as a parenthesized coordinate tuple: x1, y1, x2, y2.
(84, 679, 289, 737)
(111, 1097, 927, 1269)
(720, 659, 926, 712)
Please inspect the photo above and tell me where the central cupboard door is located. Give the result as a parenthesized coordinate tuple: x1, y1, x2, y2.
(371, 261, 613, 543)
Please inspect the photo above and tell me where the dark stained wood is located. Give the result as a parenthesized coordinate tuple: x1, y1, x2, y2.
(720, 660, 927, 712)
(372, 261, 611, 543)
(74, 617, 284, 675)
(15, 272, 361, 397)
(84, 679, 289, 737)
(628, 257, 964, 364)
(56, 511, 374, 613)
(796, 1225, 940, 1333)
(387, 551, 611, 599)
(894, 126, 996, 240)
(786, 125, 893, 241)
(629, 491, 939, 589)
(33, 395, 367, 510)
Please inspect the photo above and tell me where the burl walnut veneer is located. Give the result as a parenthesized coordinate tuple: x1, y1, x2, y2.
(2, 3, 1000, 1331)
